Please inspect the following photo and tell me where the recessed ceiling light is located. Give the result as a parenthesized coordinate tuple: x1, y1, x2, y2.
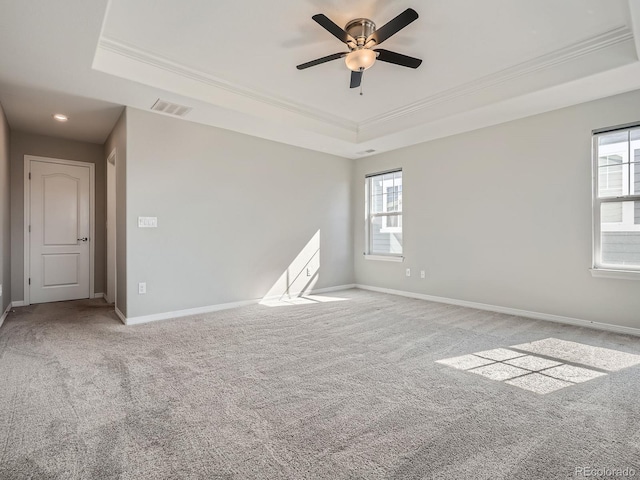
(53, 114, 68, 122)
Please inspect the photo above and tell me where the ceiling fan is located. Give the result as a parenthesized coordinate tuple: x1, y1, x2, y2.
(296, 8, 422, 91)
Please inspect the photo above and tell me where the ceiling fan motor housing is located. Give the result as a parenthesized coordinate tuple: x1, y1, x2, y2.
(345, 18, 376, 47)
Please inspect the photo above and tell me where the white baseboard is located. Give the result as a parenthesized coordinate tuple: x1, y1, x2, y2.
(355, 284, 640, 337)
(0, 302, 11, 328)
(121, 284, 357, 326)
(92, 292, 105, 300)
(124, 298, 260, 326)
(259, 283, 356, 303)
(114, 307, 126, 325)
(300, 283, 356, 295)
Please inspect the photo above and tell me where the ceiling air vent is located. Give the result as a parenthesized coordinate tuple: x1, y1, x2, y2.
(357, 149, 376, 155)
(150, 99, 192, 117)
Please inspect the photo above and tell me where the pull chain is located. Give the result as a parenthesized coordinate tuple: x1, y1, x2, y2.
(360, 67, 364, 96)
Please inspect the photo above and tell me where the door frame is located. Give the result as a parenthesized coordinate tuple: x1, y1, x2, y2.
(106, 148, 117, 305)
(23, 155, 96, 306)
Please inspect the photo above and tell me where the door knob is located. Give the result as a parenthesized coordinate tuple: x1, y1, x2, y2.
(77, 237, 88, 242)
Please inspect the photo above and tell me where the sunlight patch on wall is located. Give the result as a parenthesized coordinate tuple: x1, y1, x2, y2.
(259, 231, 348, 307)
(436, 339, 640, 395)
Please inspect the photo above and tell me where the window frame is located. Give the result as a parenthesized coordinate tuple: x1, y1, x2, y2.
(364, 169, 404, 260)
(592, 125, 640, 278)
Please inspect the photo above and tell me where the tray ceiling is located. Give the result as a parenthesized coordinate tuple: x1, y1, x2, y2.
(2, 0, 640, 156)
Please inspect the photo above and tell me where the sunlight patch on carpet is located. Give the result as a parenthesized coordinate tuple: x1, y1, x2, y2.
(510, 338, 640, 372)
(469, 363, 530, 382)
(260, 295, 348, 307)
(436, 337, 640, 395)
(474, 348, 525, 362)
(435, 354, 495, 370)
(505, 373, 572, 394)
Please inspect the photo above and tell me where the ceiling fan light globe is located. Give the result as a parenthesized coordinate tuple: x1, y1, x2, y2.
(345, 49, 376, 72)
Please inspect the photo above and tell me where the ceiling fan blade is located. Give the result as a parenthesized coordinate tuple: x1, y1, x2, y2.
(374, 49, 422, 69)
(350, 70, 363, 89)
(312, 14, 356, 44)
(368, 8, 419, 46)
(296, 52, 348, 70)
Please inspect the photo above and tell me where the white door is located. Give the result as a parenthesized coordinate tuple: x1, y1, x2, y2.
(29, 160, 91, 304)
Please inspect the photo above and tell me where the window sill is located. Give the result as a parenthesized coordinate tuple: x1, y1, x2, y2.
(590, 268, 640, 280)
(364, 254, 404, 262)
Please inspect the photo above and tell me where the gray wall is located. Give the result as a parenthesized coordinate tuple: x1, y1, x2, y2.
(125, 108, 353, 318)
(104, 111, 127, 315)
(10, 132, 106, 301)
(0, 103, 10, 314)
(354, 89, 640, 329)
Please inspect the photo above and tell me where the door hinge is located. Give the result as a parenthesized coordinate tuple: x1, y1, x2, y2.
(28, 172, 31, 180)
(28, 278, 31, 285)
(28, 225, 31, 233)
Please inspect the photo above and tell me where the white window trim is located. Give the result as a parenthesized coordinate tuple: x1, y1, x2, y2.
(591, 131, 640, 279)
(590, 268, 640, 280)
(364, 254, 405, 262)
(365, 169, 403, 258)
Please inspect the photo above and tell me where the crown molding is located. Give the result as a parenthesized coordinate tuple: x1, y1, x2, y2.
(98, 25, 634, 149)
(358, 26, 635, 132)
(97, 36, 358, 133)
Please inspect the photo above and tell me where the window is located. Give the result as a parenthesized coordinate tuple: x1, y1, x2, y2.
(592, 125, 640, 274)
(366, 170, 403, 257)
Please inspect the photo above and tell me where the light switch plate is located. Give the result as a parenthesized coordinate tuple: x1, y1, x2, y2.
(138, 216, 158, 228)
(406, 268, 411, 277)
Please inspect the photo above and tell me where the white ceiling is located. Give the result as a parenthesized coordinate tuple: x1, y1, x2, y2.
(2, 0, 640, 156)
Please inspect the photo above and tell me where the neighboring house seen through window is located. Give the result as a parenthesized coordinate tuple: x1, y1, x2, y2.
(593, 125, 640, 273)
(366, 170, 403, 256)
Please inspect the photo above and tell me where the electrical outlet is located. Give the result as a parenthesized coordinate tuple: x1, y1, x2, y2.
(406, 268, 411, 277)
(138, 282, 146, 294)
(420, 270, 425, 279)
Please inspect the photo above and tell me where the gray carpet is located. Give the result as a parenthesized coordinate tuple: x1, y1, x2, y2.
(0, 289, 639, 479)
